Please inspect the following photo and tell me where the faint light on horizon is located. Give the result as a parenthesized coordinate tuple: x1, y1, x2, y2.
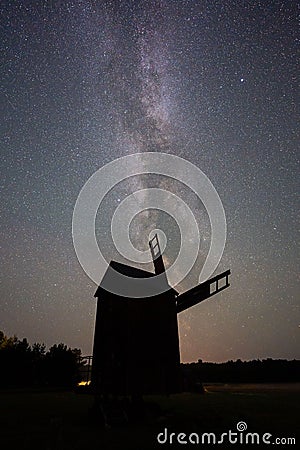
(78, 380, 91, 386)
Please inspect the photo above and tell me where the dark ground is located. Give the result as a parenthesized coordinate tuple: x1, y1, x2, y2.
(1, 384, 299, 449)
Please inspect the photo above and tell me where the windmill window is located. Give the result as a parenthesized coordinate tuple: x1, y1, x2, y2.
(218, 277, 227, 289)
(210, 282, 217, 295)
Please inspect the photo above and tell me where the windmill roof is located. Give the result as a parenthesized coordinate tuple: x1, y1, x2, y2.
(109, 261, 155, 278)
(94, 260, 178, 298)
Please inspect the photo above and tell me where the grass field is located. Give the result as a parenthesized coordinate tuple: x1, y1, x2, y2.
(1, 384, 299, 449)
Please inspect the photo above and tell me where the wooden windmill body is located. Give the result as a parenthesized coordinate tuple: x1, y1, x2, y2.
(91, 234, 230, 396)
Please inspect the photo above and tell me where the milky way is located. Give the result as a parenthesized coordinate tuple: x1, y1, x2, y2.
(1, 0, 299, 362)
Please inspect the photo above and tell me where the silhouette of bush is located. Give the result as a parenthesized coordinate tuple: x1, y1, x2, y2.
(43, 343, 82, 387)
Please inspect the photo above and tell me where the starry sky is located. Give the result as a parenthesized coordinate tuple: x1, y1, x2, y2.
(1, 0, 299, 362)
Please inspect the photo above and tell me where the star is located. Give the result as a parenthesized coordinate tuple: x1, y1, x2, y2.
(0, 0, 298, 363)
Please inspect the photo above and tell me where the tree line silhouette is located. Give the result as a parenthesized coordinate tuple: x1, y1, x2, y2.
(1, 330, 299, 389)
(0, 331, 83, 388)
(182, 358, 300, 387)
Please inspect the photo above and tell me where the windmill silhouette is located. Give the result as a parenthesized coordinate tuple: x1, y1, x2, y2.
(91, 233, 230, 400)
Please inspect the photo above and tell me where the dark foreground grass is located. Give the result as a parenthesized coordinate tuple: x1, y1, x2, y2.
(0, 384, 299, 449)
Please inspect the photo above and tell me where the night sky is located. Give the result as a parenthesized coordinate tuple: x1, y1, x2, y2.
(1, 0, 299, 362)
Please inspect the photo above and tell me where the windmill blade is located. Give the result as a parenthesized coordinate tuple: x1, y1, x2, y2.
(149, 233, 166, 275)
(176, 270, 231, 313)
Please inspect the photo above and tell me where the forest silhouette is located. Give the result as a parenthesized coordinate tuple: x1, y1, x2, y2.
(0, 331, 299, 389)
(0, 331, 82, 388)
